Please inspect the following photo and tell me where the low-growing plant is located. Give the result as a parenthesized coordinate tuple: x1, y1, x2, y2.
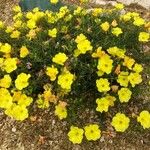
(0, 1, 150, 144)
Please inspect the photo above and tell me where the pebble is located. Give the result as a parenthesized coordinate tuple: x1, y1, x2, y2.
(12, 127, 16, 132)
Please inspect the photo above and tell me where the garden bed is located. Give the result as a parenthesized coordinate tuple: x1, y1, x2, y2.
(0, 0, 150, 149)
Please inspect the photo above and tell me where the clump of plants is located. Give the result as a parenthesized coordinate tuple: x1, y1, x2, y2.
(0, 1, 150, 144)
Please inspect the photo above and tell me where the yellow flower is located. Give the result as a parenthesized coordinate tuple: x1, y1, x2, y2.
(50, 0, 59, 4)
(52, 52, 68, 65)
(43, 89, 57, 104)
(15, 73, 31, 90)
(118, 88, 132, 103)
(36, 95, 50, 108)
(74, 7, 82, 15)
(92, 47, 106, 58)
(100, 22, 110, 32)
(133, 17, 145, 26)
(26, 12, 33, 19)
(0, 57, 4, 67)
(131, 12, 140, 18)
(0, 43, 11, 54)
(123, 56, 135, 70)
(20, 46, 29, 58)
(105, 95, 116, 106)
(75, 34, 92, 56)
(111, 113, 130, 132)
(97, 70, 104, 77)
(0, 75, 12, 88)
(7, 104, 29, 121)
(46, 65, 58, 81)
(92, 8, 103, 16)
(133, 63, 143, 73)
(13, 5, 21, 13)
(10, 30, 20, 39)
(58, 70, 74, 90)
(32, 7, 39, 13)
(115, 3, 124, 10)
(96, 97, 110, 113)
(145, 22, 150, 31)
(111, 20, 118, 27)
(48, 28, 57, 38)
(55, 103, 67, 120)
(14, 20, 22, 28)
(3, 58, 18, 73)
(0, 21, 4, 28)
(77, 39, 92, 55)
(84, 124, 101, 141)
(128, 72, 142, 87)
(97, 54, 113, 74)
(12, 91, 22, 102)
(112, 27, 123, 36)
(13, 12, 23, 21)
(117, 72, 129, 87)
(0, 88, 13, 109)
(121, 13, 131, 22)
(68, 126, 84, 144)
(107, 46, 125, 58)
(75, 33, 87, 43)
(137, 110, 150, 129)
(27, 20, 36, 29)
(138, 32, 149, 42)
(26, 29, 37, 40)
(17, 94, 33, 107)
(5, 26, 14, 33)
(96, 78, 110, 92)
(80, 0, 89, 3)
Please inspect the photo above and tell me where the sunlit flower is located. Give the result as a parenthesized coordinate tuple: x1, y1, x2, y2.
(111, 113, 130, 132)
(96, 78, 110, 92)
(46, 65, 58, 81)
(96, 97, 110, 112)
(20, 46, 29, 58)
(84, 124, 101, 141)
(48, 28, 57, 38)
(0, 75, 12, 88)
(52, 52, 68, 65)
(50, 0, 59, 4)
(57, 70, 74, 90)
(68, 126, 84, 144)
(138, 32, 149, 42)
(137, 110, 150, 129)
(112, 27, 123, 36)
(97, 54, 113, 74)
(118, 88, 132, 103)
(100, 22, 110, 32)
(128, 73, 142, 87)
(55, 103, 67, 120)
(117, 72, 129, 87)
(15, 73, 31, 90)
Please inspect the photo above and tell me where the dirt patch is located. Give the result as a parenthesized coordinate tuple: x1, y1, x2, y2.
(0, 109, 150, 150)
(0, 0, 19, 24)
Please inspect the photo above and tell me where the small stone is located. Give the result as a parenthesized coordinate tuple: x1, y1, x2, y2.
(52, 120, 55, 126)
(100, 136, 105, 142)
(108, 139, 113, 143)
(12, 127, 16, 132)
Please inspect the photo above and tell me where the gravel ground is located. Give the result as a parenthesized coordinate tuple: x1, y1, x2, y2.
(0, 109, 150, 150)
(0, 0, 150, 150)
(94, 0, 150, 9)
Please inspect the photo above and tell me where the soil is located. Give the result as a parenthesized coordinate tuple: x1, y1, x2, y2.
(0, 0, 150, 150)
